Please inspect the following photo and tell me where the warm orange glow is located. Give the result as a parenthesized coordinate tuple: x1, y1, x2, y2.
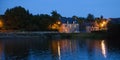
(52, 25, 56, 29)
(58, 24, 69, 33)
(102, 21, 106, 24)
(49, 21, 61, 30)
(100, 23, 104, 27)
(57, 21, 61, 25)
(101, 40, 107, 58)
(49, 23, 58, 29)
(0, 20, 3, 28)
(52, 24, 57, 29)
(99, 21, 107, 28)
(57, 42, 61, 60)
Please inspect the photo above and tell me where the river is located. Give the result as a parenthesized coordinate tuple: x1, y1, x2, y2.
(0, 38, 120, 60)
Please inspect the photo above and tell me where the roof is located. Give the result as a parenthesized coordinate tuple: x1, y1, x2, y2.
(59, 17, 78, 24)
(84, 23, 92, 26)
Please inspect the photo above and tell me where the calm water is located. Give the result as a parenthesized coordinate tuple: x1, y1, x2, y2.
(0, 38, 120, 60)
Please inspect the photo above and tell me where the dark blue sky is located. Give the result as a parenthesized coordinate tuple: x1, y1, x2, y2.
(0, 0, 120, 18)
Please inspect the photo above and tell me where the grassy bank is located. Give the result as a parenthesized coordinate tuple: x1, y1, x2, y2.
(0, 32, 107, 39)
(70, 33, 106, 39)
(53, 33, 107, 39)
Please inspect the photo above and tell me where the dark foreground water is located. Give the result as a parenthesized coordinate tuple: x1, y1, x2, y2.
(0, 38, 120, 60)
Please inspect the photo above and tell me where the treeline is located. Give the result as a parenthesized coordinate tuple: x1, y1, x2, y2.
(0, 6, 106, 31)
(1, 6, 61, 31)
(107, 18, 120, 38)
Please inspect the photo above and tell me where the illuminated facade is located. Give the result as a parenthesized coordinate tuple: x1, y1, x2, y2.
(59, 17, 79, 33)
(86, 19, 109, 33)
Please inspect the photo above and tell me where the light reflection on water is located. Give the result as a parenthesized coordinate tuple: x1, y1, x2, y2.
(0, 38, 120, 60)
(101, 40, 106, 58)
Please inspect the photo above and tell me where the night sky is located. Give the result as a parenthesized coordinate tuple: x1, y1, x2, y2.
(0, 0, 120, 18)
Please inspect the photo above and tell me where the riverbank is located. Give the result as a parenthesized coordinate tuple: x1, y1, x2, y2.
(71, 33, 107, 39)
(0, 32, 107, 39)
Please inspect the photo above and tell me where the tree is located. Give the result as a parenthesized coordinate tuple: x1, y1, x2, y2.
(4, 6, 62, 31)
(4, 6, 31, 30)
(51, 10, 61, 20)
(38, 14, 53, 31)
(100, 15, 103, 19)
(72, 15, 84, 24)
(87, 14, 94, 22)
(107, 18, 120, 38)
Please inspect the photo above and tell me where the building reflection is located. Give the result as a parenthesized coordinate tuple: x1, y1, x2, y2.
(51, 39, 107, 60)
(0, 38, 108, 60)
(0, 40, 5, 60)
(51, 39, 78, 60)
(101, 40, 106, 58)
(57, 42, 61, 60)
(87, 39, 107, 60)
